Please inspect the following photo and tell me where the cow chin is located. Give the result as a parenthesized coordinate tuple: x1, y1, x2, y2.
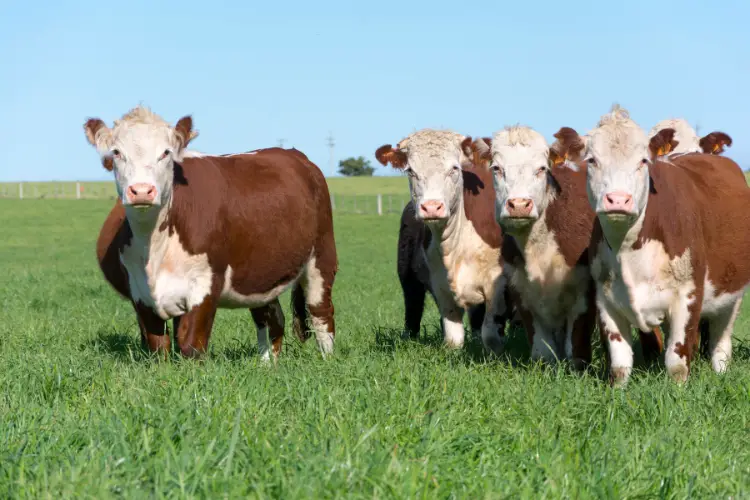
(499, 215, 537, 234)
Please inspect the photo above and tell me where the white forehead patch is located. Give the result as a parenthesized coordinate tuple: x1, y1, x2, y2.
(587, 105, 647, 160)
(491, 125, 548, 160)
(398, 129, 467, 164)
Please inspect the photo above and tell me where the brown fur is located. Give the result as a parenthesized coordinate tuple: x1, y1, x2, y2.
(374, 144, 407, 168)
(96, 147, 337, 357)
(648, 129, 680, 158)
(699, 131, 733, 155)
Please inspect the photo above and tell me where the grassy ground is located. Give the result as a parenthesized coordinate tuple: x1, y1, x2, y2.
(1, 199, 749, 498)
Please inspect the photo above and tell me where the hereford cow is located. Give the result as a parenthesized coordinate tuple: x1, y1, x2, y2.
(471, 126, 663, 369)
(376, 130, 511, 353)
(84, 106, 338, 360)
(556, 104, 750, 385)
(396, 200, 488, 338)
(648, 118, 733, 157)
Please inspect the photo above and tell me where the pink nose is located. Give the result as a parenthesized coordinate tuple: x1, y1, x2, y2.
(602, 191, 634, 213)
(419, 200, 446, 219)
(506, 198, 533, 217)
(126, 183, 157, 205)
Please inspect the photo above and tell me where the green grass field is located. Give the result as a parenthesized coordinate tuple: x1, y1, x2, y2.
(1, 199, 749, 498)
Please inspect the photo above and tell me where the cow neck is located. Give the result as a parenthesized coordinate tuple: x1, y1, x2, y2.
(507, 216, 544, 261)
(600, 203, 647, 254)
(428, 195, 467, 259)
(124, 195, 173, 260)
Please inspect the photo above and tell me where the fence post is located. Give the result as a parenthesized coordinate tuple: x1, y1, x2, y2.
(377, 194, 382, 215)
(76, 182, 81, 199)
(19, 182, 23, 199)
(330, 193, 336, 210)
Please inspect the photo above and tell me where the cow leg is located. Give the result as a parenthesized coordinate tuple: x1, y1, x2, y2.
(176, 296, 218, 358)
(598, 299, 634, 387)
(708, 296, 742, 374)
(640, 326, 664, 365)
(431, 287, 465, 349)
(468, 303, 486, 339)
(400, 271, 427, 339)
(134, 302, 170, 357)
(664, 288, 703, 384)
(480, 281, 509, 355)
(301, 251, 337, 357)
(567, 304, 596, 372)
(251, 299, 285, 363)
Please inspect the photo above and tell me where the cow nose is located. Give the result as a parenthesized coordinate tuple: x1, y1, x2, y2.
(506, 198, 533, 217)
(603, 191, 634, 213)
(419, 200, 446, 219)
(126, 183, 157, 204)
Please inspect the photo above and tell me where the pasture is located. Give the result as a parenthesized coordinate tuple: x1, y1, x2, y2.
(1, 192, 749, 498)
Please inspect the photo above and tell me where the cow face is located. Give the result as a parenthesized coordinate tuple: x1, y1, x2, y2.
(84, 106, 194, 211)
(479, 127, 551, 233)
(583, 106, 652, 228)
(376, 130, 469, 225)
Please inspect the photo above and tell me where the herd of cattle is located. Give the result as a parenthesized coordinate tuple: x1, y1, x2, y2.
(83, 104, 749, 387)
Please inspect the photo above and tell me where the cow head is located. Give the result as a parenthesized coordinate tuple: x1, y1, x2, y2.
(376, 129, 470, 225)
(581, 105, 653, 231)
(474, 126, 552, 233)
(83, 106, 196, 211)
(699, 131, 733, 155)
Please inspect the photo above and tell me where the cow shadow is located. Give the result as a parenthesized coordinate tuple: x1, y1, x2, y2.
(85, 329, 153, 362)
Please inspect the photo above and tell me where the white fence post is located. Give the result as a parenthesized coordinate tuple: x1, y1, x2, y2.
(377, 194, 382, 215)
(19, 182, 23, 199)
(331, 193, 336, 210)
(76, 182, 81, 199)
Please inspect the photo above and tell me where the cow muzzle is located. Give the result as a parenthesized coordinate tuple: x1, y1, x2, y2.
(601, 191, 635, 217)
(126, 183, 157, 206)
(418, 199, 447, 221)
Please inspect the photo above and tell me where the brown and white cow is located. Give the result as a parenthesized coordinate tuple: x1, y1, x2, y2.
(375, 130, 511, 353)
(648, 118, 733, 157)
(472, 126, 663, 369)
(84, 106, 338, 360)
(556, 104, 750, 385)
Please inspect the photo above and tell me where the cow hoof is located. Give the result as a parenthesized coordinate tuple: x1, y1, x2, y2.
(610, 366, 631, 388)
(667, 364, 689, 384)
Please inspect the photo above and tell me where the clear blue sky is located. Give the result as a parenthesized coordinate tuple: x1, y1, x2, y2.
(1, 0, 748, 181)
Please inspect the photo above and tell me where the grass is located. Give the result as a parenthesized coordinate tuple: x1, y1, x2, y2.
(1, 199, 749, 499)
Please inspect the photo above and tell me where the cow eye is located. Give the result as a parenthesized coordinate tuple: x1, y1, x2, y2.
(587, 158, 597, 167)
(111, 149, 121, 159)
(453, 165, 460, 171)
(404, 167, 416, 178)
(159, 149, 171, 161)
(536, 166, 546, 176)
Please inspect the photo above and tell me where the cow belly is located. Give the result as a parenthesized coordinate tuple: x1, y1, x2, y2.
(702, 278, 746, 317)
(218, 265, 301, 308)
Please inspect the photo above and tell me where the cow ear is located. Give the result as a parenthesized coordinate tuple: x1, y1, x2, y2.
(460, 136, 474, 159)
(173, 115, 194, 151)
(470, 137, 492, 162)
(83, 118, 112, 154)
(550, 127, 584, 170)
(375, 144, 408, 169)
(699, 131, 732, 155)
(649, 128, 679, 160)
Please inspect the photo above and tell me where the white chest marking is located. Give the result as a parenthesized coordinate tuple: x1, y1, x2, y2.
(509, 219, 589, 331)
(593, 238, 694, 331)
(425, 219, 502, 309)
(120, 227, 213, 320)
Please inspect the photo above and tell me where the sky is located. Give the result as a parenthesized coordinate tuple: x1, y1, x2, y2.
(0, 0, 748, 182)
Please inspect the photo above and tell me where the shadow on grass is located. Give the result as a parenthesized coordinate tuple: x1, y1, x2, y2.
(86, 329, 152, 362)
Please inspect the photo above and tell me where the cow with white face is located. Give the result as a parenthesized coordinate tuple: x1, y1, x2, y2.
(472, 126, 596, 368)
(85, 106, 339, 360)
(560, 104, 750, 386)
(375, 129, 511, 353)
(648, 118, 733, 158)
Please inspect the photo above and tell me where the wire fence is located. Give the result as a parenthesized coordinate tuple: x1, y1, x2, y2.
(0, 182, 410, 215)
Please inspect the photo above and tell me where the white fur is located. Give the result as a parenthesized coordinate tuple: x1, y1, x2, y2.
(220, 265, 299, 308)
(257, 326, 271, 363)
(648, 118, 702, 156)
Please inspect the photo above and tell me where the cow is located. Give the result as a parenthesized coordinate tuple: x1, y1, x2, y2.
(648, 118, 733, 156)
(471, 126, 663, 369)
(84, 106, 338, 361)
(375, 129, 511, 353)
(554, 104, 750, 385)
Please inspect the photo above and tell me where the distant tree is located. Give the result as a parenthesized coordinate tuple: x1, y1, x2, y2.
(338, 156, 375, 177)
